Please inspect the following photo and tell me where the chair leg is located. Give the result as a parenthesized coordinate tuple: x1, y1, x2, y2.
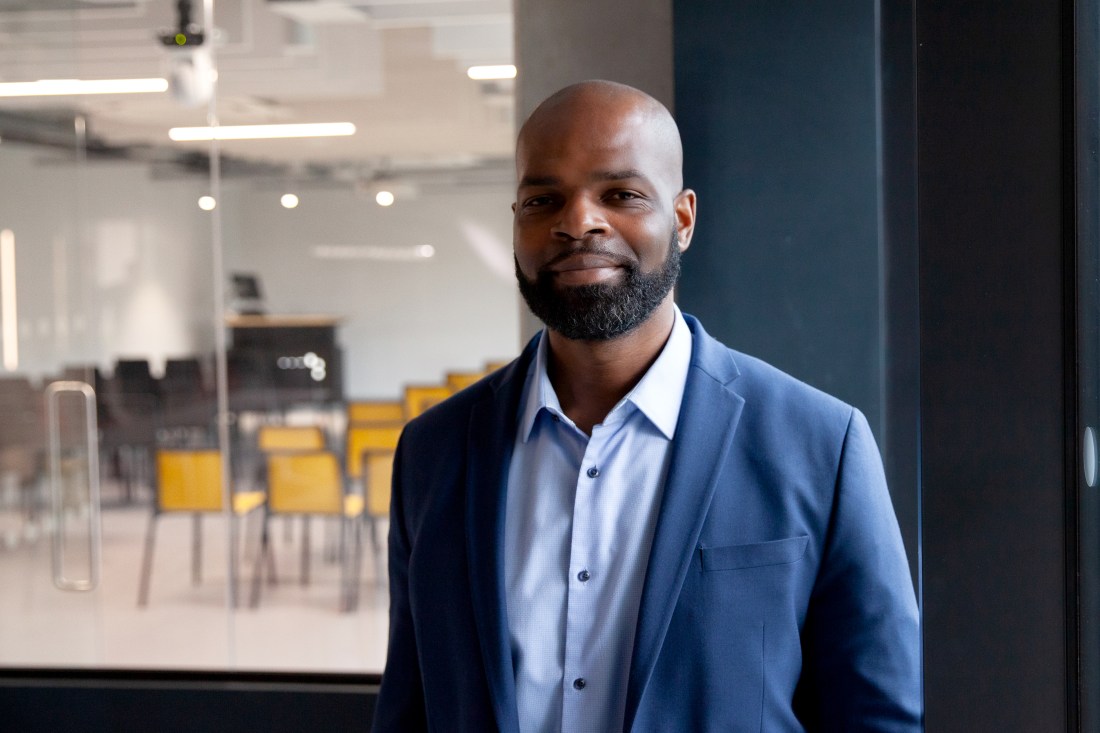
(367, 516, 385, 587)
(300, 515, 310, 586)
(137, 513, 158, 607)
(191, 514, 202, 585)
(229, 515, 239, 609)
(266, 523, 278, 585)
(338, 516, 349, 612)
(250, 513, 269, 609)
(369, 515, 380, 553)
(323, 517, 339, 563)
(349, 516, 363, 612)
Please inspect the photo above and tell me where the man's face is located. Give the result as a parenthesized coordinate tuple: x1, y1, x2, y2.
(512, 101, 694, 341)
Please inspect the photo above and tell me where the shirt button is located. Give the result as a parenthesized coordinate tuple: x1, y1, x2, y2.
(573, 677, 586, 690)
(577, 569, 591, 582)
(586, 466, 599, 478)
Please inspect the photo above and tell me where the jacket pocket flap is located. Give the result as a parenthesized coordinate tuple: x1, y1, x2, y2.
(700, 535, 809, 571)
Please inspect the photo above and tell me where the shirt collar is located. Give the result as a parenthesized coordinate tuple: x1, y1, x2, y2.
(517, 305, 693, 442)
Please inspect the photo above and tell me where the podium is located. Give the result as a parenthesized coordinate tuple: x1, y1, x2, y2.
(225, 315, 344, 410)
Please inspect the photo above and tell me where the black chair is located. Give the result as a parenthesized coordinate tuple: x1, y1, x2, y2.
(99, 359, 162, 503)
(159, 358, 215, 446)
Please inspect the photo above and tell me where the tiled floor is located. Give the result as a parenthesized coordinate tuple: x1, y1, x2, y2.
(0, 491, 390, 674)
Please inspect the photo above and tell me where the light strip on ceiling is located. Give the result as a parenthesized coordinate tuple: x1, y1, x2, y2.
(466, 65, 516, 80)
(168, 122, 357, 141)
(0, 229, 18, 371)
(0, 78, 168, 97)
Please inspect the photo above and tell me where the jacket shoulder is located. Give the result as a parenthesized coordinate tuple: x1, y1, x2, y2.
(721, 347, 856, 436)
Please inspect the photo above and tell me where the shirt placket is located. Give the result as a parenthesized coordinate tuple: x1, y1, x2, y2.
(560, 424, 608, 732)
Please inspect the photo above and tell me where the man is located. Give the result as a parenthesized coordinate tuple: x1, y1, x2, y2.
(373, 80, 921, 732)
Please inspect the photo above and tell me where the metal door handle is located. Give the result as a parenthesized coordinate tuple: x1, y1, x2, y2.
(45, 380, 101, 591)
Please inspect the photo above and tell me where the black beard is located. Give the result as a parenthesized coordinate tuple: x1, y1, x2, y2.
(515, 230, 681, 341)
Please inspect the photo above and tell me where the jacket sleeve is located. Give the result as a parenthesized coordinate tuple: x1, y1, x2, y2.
(371, 436, 429, 732)
(794, 408, 922, 731)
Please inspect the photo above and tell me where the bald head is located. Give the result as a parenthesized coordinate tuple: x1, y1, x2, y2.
(517, 80, 685, 193)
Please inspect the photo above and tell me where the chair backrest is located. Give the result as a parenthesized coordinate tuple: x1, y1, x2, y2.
(257, 425, 326, 452)
(347, 400, 405, 425)
(484, 360, 509, 374)
(0, 377, 42, 450)
(404, 385, 453, 420)
(266, 452, 343, 514)
(346, 423, 403, 478)
(157, 450, 223, 512)
(114, 358, 158, 395)
(362, 449, 395, 518)
(445, 371, 484, 393)
(162, 358, 206, 394)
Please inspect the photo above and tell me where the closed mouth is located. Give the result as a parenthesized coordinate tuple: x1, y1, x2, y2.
(545, 252, 625, 273)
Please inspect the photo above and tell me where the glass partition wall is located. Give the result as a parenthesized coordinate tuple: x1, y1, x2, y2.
(0, 0, 516, 675)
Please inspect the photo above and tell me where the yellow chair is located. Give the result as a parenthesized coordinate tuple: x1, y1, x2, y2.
(404, 384, 453, 420)
(359, 447, 397, 584)
(257, 425, 326, 452)
(251, 450, 363, 611)
(344, 424, 402, 583)
(345, 423, 403, 481)
(137, 450, 265, 606)
(484, 360, 510, 374)
(445, 371, 484, 393)
(347, 400, 405, 425)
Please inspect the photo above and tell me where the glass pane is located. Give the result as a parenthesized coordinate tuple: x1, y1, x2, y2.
(0, 0, 517, 677)
(213, 3, 517, 672)
(0, 1, 231, 668)
(1078, 0, 1100, 725)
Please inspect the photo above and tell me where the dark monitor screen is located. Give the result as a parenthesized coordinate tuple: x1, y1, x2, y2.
(231, 273, 263, 300)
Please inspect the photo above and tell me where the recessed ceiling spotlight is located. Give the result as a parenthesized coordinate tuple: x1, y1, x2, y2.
(375, 191, 395, 207)
(416, 245, 436, 258)
(467, 65, 517, 81)
(280, 193, 299, 209)
(198, 195, 216, 211)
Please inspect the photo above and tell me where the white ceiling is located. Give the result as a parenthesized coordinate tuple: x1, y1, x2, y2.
(0, 0, 515, 181)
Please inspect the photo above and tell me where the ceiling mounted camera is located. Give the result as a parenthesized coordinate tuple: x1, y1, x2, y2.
(157, 0, 213, 108)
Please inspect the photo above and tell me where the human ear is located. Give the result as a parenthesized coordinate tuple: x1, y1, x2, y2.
(674, 189, 697, 251)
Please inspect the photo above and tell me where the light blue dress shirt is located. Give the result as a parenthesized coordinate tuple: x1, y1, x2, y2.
(504, 307, 693, 733)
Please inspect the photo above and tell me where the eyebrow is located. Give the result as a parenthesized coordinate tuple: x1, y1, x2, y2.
(518, 169, 650, 188)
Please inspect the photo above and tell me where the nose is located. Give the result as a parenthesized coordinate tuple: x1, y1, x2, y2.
(552, 195, 606, 241)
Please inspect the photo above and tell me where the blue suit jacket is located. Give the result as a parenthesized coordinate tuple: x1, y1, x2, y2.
(373, 315, 921, 732)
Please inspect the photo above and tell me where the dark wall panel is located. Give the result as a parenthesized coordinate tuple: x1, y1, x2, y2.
(673, 0, 882, 437)
(671, 0, 925, 582)
(916, 1, 1068, 730)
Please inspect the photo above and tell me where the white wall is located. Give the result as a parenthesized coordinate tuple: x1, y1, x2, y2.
(224, 184, 520, 398)
(0, 143, 520, 397)
(0, 143, 217, 379)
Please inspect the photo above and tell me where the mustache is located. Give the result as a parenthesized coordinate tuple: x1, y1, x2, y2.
(540, 246, 633, 271)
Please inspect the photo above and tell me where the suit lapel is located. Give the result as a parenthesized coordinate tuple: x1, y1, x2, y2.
(464, 338, 538, 733)
(624, 318, 744, 731)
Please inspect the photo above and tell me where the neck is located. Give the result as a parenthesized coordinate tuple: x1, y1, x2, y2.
(545, 295, 676, 435)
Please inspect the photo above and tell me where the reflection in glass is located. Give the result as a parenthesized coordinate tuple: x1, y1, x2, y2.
(0, 0, 516, 675)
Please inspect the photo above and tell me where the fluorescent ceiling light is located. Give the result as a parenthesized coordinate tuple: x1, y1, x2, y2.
(0, 78, 168, 97)
(312, 244, 435, 262)
(467, 65, 516, 81)
(1, 229, 18, 371)
(169, 122, 356, 141)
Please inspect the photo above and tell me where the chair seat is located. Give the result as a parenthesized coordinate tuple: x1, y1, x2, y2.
(233, 490, 266, 515)
(343, 494, 364, 519)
